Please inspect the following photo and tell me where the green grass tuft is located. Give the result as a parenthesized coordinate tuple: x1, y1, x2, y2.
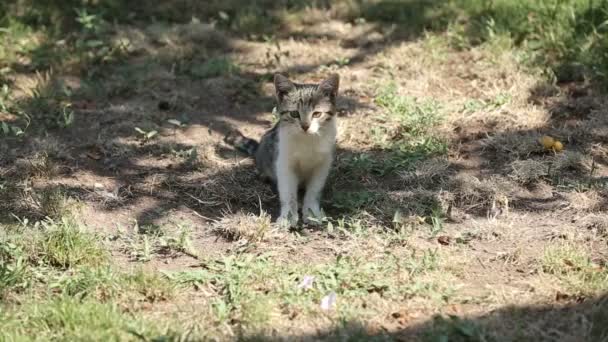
(375, 82, 443, 137)
(543, 244, 608, 295)
(0, 239, 29, 298)
(0, 297, 163, 341)
(29, 217, 107, 269)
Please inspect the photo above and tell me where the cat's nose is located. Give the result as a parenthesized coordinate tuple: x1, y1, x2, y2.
(301, 123, 310, 131)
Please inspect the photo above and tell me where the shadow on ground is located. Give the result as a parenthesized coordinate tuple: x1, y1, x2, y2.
(1, 0, 608, 228)
(243, 293, 608, 341)
(0, 0, 452, 227)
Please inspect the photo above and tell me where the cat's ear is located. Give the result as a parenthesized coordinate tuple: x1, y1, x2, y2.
(318, 74, 340, 99)
(274, 74, 294, 101)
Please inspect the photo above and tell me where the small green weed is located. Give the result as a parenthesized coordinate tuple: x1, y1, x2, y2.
(326, 217, 370, 237)
(390, 137, 448, 167)
(159, 222, 198, 258)
(0, 239, 29, 297)
(0, 19, 40, 67)
(122, 269, 175, 303)
(339, 152, 399, 177)
(75, 8, 105, 34)
(0, 84, 28, 137)
(172, 147, 199, 164)
(31, 186, 74, 218)
(194, 253, 276, 327)
(126, 221, 198, 261)
(164, 269, 212, 288)
(341, 153, 378, 174)
(461, 93, 512, 114)
(15, 72, 78, 132)
(8, 256, 173, 307)
(461, 98, 487, 114)
(53, 266, 118, 299)
(542, 244, 608, 295)
(334, 57, 351, 67)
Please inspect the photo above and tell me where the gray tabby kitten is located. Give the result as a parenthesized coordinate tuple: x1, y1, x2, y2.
(226, 74, 339, 227)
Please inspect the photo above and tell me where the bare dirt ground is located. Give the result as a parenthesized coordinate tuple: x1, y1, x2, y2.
(1, 5, 607, 341)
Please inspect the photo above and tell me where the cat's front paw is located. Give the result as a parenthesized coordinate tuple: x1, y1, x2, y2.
(303, 208, 326, 226)
(277, 212, 298, 228)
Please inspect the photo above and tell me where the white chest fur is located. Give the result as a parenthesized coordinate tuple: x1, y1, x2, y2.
(277, 121, 336, 182)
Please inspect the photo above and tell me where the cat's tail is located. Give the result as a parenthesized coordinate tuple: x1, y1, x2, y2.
(224, 130, 259, 156)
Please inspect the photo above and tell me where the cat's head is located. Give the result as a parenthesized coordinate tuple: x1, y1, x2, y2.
(273, 74, 339, 134)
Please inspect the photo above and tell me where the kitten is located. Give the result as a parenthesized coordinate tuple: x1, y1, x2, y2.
(225, 73, 339, 227)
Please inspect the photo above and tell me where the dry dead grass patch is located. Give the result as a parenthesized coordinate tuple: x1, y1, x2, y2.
(552, 150, 593, 173)
(566, 190, 605, 212)
(2, 3, 608, 341)
(399, 157, 451, 187)
(448, 174, 513, 212)
(580, 214, 608, 238)
(509, 159, 549, 185)
(482, 132, 544, 160)
(213, 210, 275, 242)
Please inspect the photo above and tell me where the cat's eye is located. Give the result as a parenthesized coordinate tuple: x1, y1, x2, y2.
(312, 111, 322, 118)
(289, 111, 299, 118)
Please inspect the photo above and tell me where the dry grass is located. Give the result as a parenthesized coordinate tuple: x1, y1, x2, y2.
(509, 159, 549, 185)
(213, 210, 275, 242)
(566, 191, 605, 212)
(1, 1, 608, 340)
(448, 174, 513, 211)
(580, 214, 608, 238)
(552, 151, 592, 173)
(482, 132, 544, 160)
(399, 157, 451, 187)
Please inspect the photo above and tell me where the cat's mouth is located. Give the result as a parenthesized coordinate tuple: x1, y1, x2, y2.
(301, 128, 318, 135)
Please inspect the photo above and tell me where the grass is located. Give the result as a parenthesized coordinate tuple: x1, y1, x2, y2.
(1, 0, 608, 340)
(190, 57, 240, 78)
(336, 82, 448, 192)
(0, 216, 106, 298)
(1, 0, 606, 136)
(213, 211, 274, 242)
(2, 216, 106, 270)
(542, 244, 608, 296)
(0, 298, 156, 341)
(0, 216, 179, 340)
(375, 83, 443, 136)
(372, 82, 448, 169)
(424, 315, 489, 342)
(34, 217, 106, 268)
(330, 190, 381, 212)
(0, 241, 29, 298)
(122, 221, 199, 262)
(164, 247, 449, 333)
